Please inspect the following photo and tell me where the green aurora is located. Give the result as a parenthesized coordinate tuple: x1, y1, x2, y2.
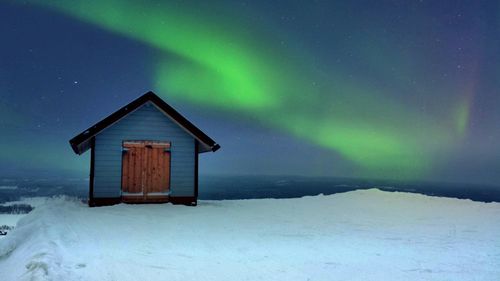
(20, 0, 472, 179)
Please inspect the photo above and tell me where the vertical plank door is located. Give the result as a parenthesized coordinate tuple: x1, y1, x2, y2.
(122, 141, 170, 202)
(144, 141, 170, 197)
(122, 142, 145, 197)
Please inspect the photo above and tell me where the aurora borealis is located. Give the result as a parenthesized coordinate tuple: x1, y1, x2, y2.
(1, 1, 499, 185)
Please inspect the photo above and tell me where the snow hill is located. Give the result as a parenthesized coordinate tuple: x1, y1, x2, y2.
(0, 189, 499, 281)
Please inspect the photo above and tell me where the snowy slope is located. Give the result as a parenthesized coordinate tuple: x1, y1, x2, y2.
(0, 197, 49, 239)
(0, 189, 499, 281)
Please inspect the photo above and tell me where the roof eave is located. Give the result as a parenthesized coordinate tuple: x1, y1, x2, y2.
(211, 144, 221, 152)
(69, 91, 220, 155)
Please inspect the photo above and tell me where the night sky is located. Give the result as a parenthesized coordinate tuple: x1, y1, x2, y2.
(1, 0, 499, 186)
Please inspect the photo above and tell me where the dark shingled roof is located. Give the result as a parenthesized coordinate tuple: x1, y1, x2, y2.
(69, 91, 220, 154)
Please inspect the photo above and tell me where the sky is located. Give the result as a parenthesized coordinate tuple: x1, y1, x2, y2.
(0, 0, 499, 186)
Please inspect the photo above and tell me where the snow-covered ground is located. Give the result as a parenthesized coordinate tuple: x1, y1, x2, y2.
(0, 214, 25, 230)
(0, 189, 499, 281)
(0, 197, 49, 239)
(1, 197, 49, 208)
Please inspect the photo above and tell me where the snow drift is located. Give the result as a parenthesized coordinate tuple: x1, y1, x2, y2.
(0, 189, 499, 281)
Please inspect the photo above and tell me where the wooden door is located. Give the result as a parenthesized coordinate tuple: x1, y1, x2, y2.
(122, 141, 170, 202)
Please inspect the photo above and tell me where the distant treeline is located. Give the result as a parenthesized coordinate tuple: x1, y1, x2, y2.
(0, 204, 33, 214)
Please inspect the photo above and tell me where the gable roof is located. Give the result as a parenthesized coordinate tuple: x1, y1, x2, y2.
(69, 91, 220, 155)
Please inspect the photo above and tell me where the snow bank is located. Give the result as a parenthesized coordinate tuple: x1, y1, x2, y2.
(0, 214, 25, 229)
(1, 197, 50, 208)
(0, 197, 50, 239)
(0, 189, 499, 281)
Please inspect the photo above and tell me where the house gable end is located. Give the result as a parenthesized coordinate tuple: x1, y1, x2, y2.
(93, 102, 196, 198)
(69, 91, 219, 155)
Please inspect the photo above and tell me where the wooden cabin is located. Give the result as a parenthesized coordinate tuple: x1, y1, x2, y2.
(69, 91, 220, 206)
